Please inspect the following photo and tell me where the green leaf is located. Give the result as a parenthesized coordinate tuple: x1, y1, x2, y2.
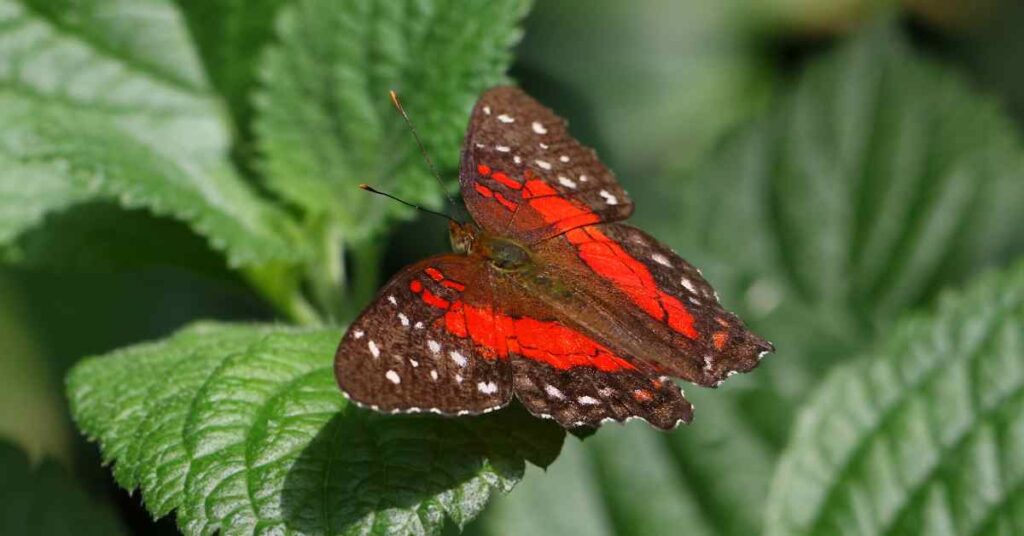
(764, 261, 1024, 536)
(175, 0, 291, 130)
(676, 23, 1024, 376)
(254, 0, 532, 239)
(0, 0, 308, 267)
(474, 22, 1024, 536)
(0, 440, 125, 535)
(67, 322, 565, 535)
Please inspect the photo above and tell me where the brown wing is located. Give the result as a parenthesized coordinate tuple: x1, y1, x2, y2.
(334, 255, 513, 416)
(529, 223, 774, 387)
(336, 251, 692, 429)
(459, 86, 633, 243)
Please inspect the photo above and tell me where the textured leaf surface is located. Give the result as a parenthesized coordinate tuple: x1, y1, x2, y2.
(675, 23, 1024, 378)
(255, 0, 532, 239)
(765, 261, 1024, 536)
(67, 322, 564, 535)
(0, 440, 125, 535)
(0, 0, 307, 267)
(474, 23, 1024, 536)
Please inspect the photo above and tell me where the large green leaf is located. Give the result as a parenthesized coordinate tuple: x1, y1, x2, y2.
(474, 22, 1024, 536)
(0, 0, 307, 267)
(254, 0, 531, 239)
(67, 322, 564, 535)
(765, 261, 1024, 536)
(0, 440, 125, 535)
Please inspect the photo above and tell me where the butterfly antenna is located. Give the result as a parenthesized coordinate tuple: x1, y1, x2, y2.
(359, 184, 457, 223)
(389, 90, 459, 210)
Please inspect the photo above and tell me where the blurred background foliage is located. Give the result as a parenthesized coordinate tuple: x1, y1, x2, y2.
(2, 0, 1024, 534)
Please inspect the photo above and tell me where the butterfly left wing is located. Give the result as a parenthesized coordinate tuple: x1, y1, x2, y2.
(334, 255, 513, 416)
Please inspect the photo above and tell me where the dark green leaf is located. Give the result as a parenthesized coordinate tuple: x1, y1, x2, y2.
(765, 261, 1024, 536)
(254, 0, 532, 239)
(0, 440, 125, 535)
(3, 202, 229, 273)
(67, 322, 564, 535)
(0, 0, 308, 268)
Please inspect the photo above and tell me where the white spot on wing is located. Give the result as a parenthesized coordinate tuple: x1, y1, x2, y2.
(598, 387, 615, 397)
(430, 369, 439, 381)
(477, 381, 498, 394)
(450, 350, 468, 367)
(514, 155, 522, 165)
(483, 105, 491, 115)
(578, 395, 600, 405)
(539, 142, 549, 149)
(535, 160, 552, 170)
(497, 114, 514, 123)
(531, 121, 547, 134)
(545, 385, 565, 399)
(558, 175, 577, 188)
(559, 155, 570, 163)
(353, 330, 364, 339)
(388, 295, 397, 305)
(386, 370, 401, 384)
(455, 374, 463, 384)
(410, 359, 419, 368)
(496, 145, 510, 152)
(427, 340, 441, 354)
(368, 340, 380, 358)
(414, 321, 424, 329)
(579, 174, 589, 182)
(599, 190, 619, 205)
(651, 253, 672, 267)
(398, 313, 409, 326)
(681, 278, 698, 294)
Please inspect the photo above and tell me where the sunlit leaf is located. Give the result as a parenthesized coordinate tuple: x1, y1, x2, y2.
(68, 322, 564, 535)
(0, 0, 307, 267)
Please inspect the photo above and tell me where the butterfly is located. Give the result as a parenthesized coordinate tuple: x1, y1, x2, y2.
(335, 87, 773, 430)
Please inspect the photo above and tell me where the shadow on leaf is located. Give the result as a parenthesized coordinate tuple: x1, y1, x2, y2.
(280, 401, 564, 533)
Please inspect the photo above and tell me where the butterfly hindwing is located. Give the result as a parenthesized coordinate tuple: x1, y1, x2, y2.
(484, 276, 693, 430)
(528, 222, 774, 386)
(334, 255, 513, 416)
(460, 86, 633, 242)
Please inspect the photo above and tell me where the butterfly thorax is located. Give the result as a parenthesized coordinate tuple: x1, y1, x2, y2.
(450, 221, 532, 272)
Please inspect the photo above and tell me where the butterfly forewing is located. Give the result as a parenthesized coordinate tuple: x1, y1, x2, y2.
(460, 87, 633, 243)
(335, 255, 513, 416)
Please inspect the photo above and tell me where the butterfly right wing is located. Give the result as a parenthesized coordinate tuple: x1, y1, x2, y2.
(334, 255, 513, 416)
(459, 86, 634, 243)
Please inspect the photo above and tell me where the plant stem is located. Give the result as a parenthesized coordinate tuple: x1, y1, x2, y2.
(242, 264, 324, 326)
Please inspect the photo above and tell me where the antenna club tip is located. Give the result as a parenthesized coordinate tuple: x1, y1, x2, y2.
(359, 183, 370, 189)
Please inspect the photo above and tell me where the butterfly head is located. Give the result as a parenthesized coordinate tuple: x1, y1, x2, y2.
(449, 220, 479, 255)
